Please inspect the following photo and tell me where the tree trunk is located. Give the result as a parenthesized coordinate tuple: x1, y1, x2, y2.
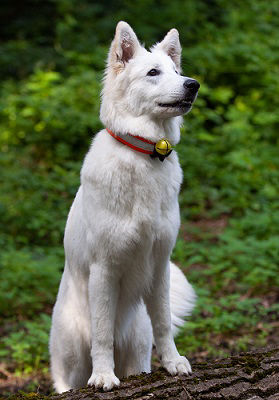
(12, 346, 279, 399)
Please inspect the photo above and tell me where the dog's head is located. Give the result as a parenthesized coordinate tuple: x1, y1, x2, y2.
(100, 21, 199, 132)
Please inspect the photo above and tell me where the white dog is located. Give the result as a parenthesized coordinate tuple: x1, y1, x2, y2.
(49, 21, 199, 393)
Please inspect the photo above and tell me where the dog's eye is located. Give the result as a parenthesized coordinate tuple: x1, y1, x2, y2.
(147, 69, 160, 76)
(175, 71, 179, 74)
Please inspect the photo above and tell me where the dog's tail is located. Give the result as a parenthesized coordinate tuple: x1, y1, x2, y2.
(169, 261, 196, 336)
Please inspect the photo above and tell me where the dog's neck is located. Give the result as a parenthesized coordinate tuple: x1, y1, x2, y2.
(100, 103, 183, 145)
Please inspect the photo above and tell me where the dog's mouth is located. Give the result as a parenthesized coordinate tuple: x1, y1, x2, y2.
(158, 99, 192, 109)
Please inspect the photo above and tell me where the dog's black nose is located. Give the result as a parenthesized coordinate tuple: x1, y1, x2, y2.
(183, 79, 200, 92)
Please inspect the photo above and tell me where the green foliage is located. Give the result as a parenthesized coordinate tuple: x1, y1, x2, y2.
(178, 81, 279, 218)
(0, 314, 51, 373)
(173, 211, 279, 357)
(0, 248, 62, 318)
(0, 151, 80, 246)
(0, 68, 101, 161)
(0, 0, 279, 379)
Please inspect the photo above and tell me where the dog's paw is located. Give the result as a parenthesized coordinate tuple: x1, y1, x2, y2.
(88, 371, 120, 391)
(161, 355, 192, 376)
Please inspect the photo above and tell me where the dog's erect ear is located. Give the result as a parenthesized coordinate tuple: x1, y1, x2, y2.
(108, 21, 141, 72)
(152, 29, 182, 72)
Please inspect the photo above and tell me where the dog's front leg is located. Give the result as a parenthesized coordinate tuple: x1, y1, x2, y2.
(145, 261, 192, 376)
(87, 263, 120, 391)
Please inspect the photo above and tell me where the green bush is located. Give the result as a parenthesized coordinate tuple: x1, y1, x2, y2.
(0, 314, 51, 373)
(0, 248, 62, 318)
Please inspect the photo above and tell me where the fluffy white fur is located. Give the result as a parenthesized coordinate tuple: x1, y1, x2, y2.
(49, 21, 197, 393)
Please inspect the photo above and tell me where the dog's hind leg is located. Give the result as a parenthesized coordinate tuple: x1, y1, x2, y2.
(50, 315, 92, 393)
(50, 361, 71, 394)
(114, 302, 153, 378)
(49, 268, 92, 393)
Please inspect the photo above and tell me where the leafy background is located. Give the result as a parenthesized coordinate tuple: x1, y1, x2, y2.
(0, 0, 279, 396)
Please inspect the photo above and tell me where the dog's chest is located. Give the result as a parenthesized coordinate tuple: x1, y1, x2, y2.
(106, 157, 179, 216)
(81, 144, 183, 267)
(96, 158, 180, 254)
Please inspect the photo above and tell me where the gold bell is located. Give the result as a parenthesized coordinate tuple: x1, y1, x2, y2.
(155, 139, 172, 156)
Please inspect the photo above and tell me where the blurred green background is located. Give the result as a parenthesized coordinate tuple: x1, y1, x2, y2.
(0, 0, 279, 395)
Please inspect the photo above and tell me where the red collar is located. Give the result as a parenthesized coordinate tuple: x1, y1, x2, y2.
(106, 128, 155, 155)
(106, 128, 173, 162)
